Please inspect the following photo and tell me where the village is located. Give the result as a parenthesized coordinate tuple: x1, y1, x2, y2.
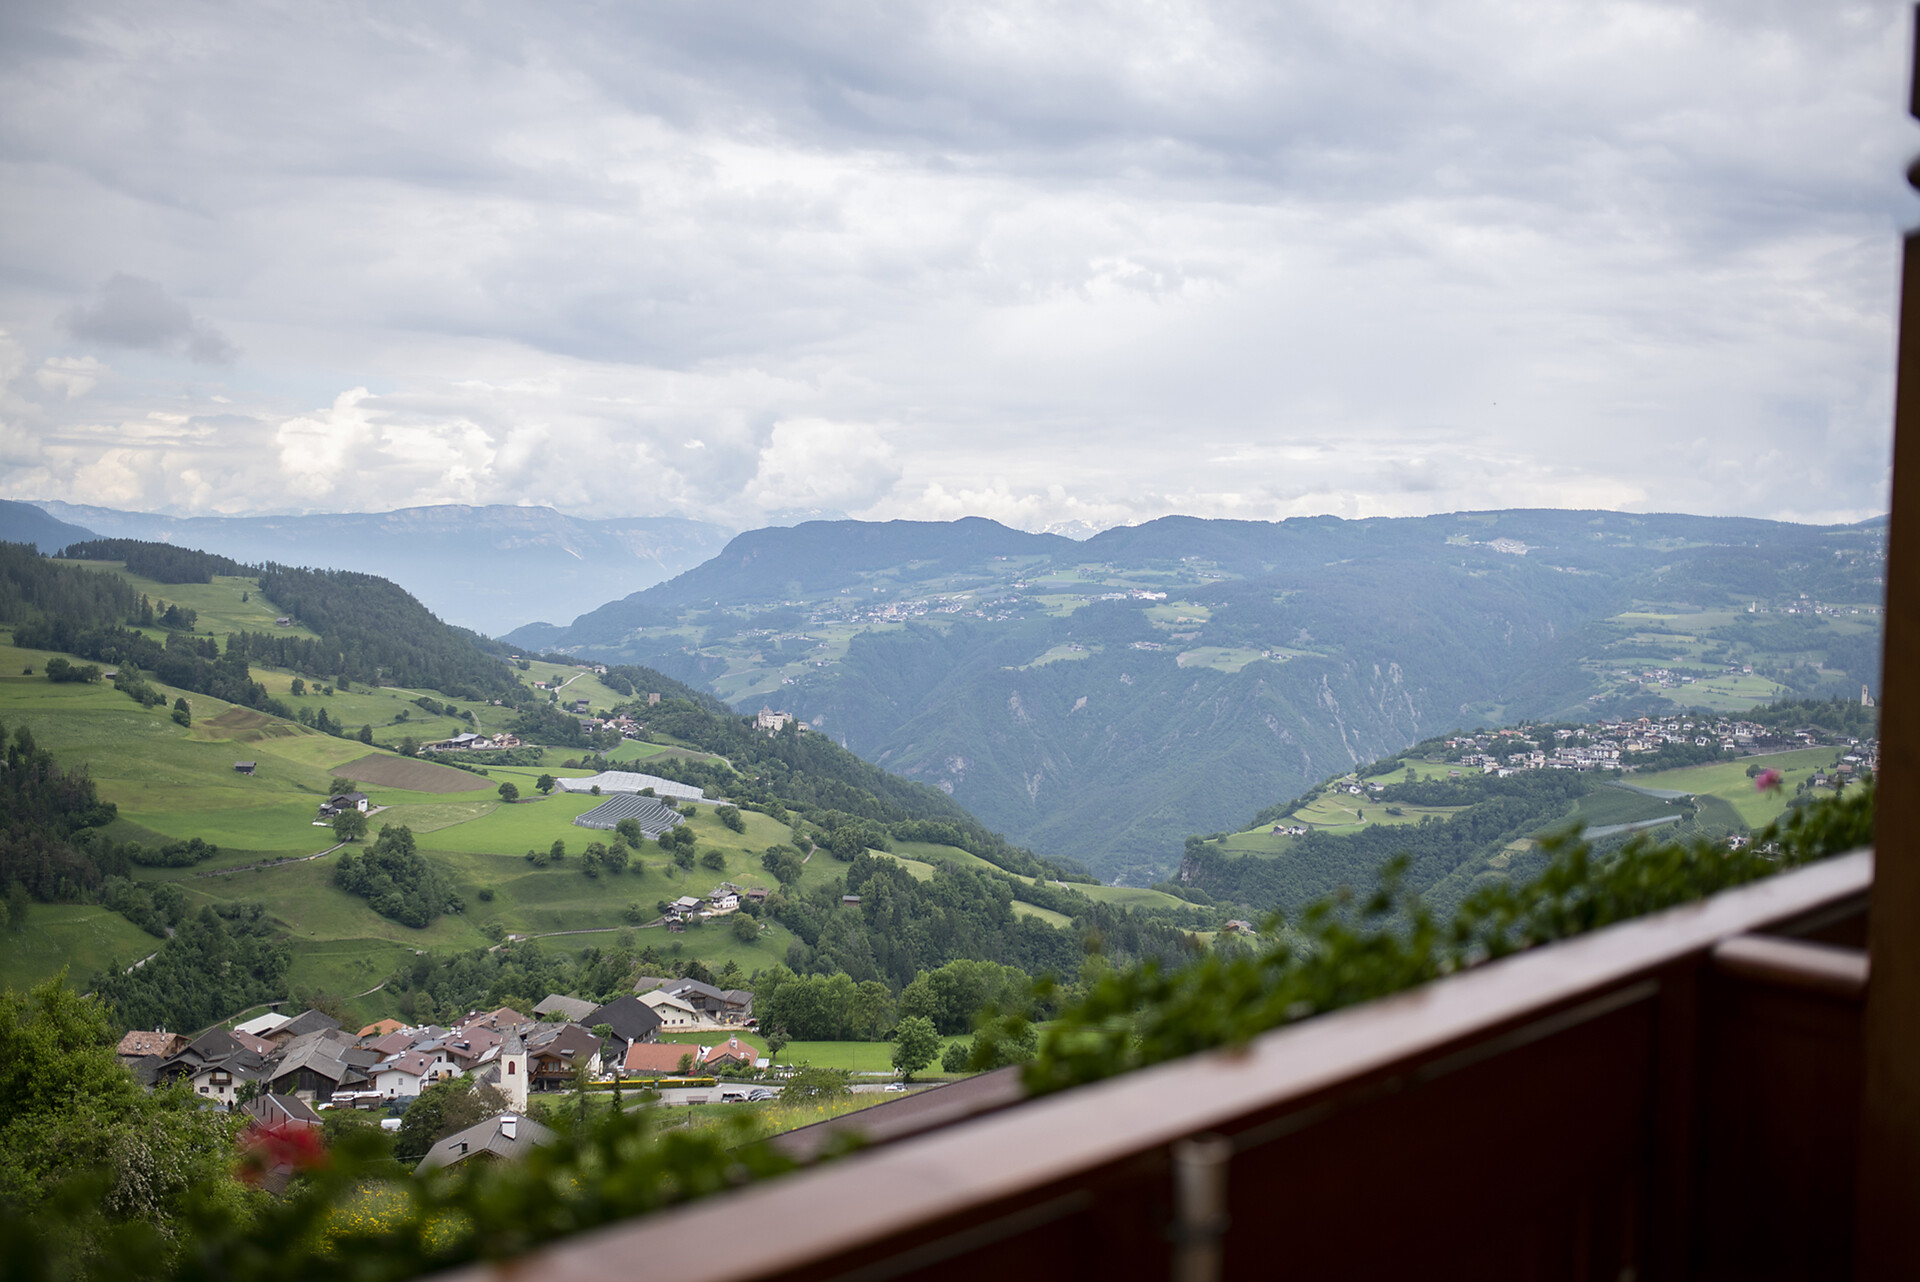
(1437, 712, 1879, 782)
(115, 972, 766, 1184)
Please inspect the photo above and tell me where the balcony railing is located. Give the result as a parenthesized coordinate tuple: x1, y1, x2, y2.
(441, 849, 1873, 1282)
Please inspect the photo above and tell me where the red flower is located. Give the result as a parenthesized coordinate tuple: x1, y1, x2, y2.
(239, 1121, 329, 1185)
(1755, 768, 1784, 794)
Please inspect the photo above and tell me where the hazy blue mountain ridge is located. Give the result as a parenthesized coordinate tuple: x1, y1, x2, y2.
(0, 499, 95, 552)
(28, 501, 731, 636)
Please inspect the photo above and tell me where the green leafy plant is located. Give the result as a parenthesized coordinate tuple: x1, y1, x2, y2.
(1010, 786, 1873, 1095)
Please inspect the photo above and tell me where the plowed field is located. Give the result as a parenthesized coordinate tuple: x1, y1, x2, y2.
(338, 753, 493, 793)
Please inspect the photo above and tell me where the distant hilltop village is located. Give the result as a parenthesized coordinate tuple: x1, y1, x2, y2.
(1438, 712, 1878, 782)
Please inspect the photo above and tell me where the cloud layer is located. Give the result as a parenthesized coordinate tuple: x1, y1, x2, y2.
(0, 2, 1908, 529)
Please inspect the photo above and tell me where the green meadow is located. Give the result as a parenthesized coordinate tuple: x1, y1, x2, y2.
(1630, 746, 1850, 827)
(0, 904, 161, 994)
(0, 628, 827, 1006)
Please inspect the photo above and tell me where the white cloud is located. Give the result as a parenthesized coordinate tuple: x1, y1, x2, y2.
(747, 418, 900, 514)
(0, 2, 1904, 529)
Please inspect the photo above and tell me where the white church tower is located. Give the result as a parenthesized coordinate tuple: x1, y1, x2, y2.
(501, 1030, 528, 1112)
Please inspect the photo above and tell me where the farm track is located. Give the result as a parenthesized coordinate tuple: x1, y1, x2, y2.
(192, 841, 346, 877)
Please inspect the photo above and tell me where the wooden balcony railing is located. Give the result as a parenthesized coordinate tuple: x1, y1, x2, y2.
(442, 850, 1874, 1282)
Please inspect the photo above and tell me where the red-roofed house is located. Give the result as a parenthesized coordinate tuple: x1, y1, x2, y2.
(458, 1007, 528, 1034)
(358, 1018, 407, 1039)
(373, 1049, 459, 1099)
(700, 1037, 756, 1070)
(624, 1043, 700, 1076)
(116, 1029, 186, 1066)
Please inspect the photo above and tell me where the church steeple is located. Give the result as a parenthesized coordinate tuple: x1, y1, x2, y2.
(501, 1029, 528, 1112)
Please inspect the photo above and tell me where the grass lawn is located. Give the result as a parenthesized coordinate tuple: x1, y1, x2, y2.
(1015, 643, 1097, 670)
(1551, 786, 1686, 834)
(605, 739, 671, 764)
(0, 903, 162, 993)
(1057, 882, 1192, 912)
(1362, 758, 1480, 785)
(1291, 791, 1457, 830)
(1631, 747, 1847, 827)
(1673, 674, 1792, 713)
(1012, 901, 1072, 927)
(1174, 646, 1267, 673)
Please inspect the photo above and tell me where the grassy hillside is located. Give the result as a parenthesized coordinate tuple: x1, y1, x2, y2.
(0, 551, 1203, 1030)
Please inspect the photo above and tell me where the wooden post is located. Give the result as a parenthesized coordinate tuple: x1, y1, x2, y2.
(1855, 12, 1920, 1275)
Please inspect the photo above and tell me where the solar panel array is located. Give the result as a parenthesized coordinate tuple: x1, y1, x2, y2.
(572, 794, 686, 838)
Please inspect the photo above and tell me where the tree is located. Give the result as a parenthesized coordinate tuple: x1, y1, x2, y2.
(762, 846, 803, 885)
(700, 848, 726, 871)
(779, 1066, 849, 1101)
(290, 677, 304, 696)
(942, 1041, 971, 1073)
(549, 839, 566, 863)
(714, 805, 745, 833)
(891, 1015, 941, 1081)
(357, 724, 373, 744)
(536, 774, 557, 795)
(400, 736, 419, 757)
(616, 818, 643, 845)
(498, 781, 520, 803)
(330, 776, 356, 795)
(333, 809, 369, 843)
(731, 913, 757, 943)
(0, 976, 250, 1256)
(171, 696, 192, 727)
(763, 1026, 790, 1067)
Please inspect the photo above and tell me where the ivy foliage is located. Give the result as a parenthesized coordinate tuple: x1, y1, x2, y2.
(1009, 786, 1874, 1093)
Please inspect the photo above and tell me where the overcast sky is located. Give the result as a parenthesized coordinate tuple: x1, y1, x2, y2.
(0, 2, 1910, 534)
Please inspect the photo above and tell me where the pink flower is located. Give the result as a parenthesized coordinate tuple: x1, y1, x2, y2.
(1755, 768, 1783, 794)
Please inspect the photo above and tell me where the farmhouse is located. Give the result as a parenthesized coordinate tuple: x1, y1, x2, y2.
(233, 761, 256, 775)
(317, 792, 369, 818)
(638, 989, 719, 1031)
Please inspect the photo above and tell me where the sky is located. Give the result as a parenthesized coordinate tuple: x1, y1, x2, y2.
(0, 1, 1912, 535)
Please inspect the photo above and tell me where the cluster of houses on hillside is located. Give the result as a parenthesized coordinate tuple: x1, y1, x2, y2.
(119, 972, 761, 1108)
(118, 974, 762, 1117)
(116, 979, 770, 1178)
(1438, 715, 1879, 780)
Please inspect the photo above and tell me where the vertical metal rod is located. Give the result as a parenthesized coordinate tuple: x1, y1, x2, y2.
(1171, 1133, 1232, 1282)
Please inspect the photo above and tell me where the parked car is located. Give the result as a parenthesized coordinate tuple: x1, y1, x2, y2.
(883, 1083, 907, 1092)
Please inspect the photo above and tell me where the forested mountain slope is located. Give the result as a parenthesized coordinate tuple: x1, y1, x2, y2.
(513, 509, 1886, 882)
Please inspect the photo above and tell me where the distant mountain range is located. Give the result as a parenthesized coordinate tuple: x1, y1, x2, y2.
(0, 499, 96, 553)
(18, 501, 733, 635)
(508, 509, 1888, 882)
